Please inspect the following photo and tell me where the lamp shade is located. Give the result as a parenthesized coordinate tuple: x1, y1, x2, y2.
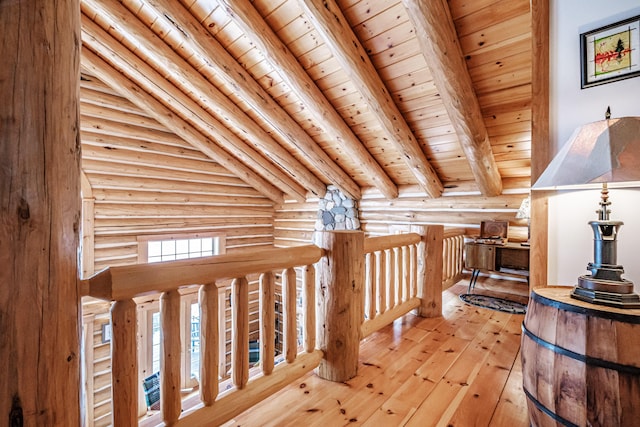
(516, 196, 530, 219)
(533, 117, 640, 189)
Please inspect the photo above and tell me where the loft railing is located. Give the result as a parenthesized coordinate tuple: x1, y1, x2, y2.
(443, 228, 465, 288)
(82, 226, 451, 426)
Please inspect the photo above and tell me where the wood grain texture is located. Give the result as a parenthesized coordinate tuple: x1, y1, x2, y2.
(529, 0, 550, 290)
(403, 0, 502, 197)
(315, 231, 365, 382)
(199, 284, 219, 406)
(160, 290, 182, 424)
(218, 0, 398, 199)
(231, 277, 250, 390)
(522, 287, 640, 426)
(299, 0, 444, 198)
(260, 272, 276, 375)
(111, 299, 138, 425)
(230, 280, 529, 426)
(0, 0, 81, 424)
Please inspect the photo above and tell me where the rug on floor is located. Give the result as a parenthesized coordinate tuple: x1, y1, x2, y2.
(459, 293, 527, 314)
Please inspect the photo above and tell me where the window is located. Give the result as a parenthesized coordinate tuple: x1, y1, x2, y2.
(139, 233, 224, 263)
(136, 232, 225, 396)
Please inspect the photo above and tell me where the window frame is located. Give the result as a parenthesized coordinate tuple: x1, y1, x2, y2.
(137, 232, 226, 263)
(136, 232, 226, 398)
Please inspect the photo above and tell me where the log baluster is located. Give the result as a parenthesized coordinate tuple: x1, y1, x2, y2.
(365, 252, 376, 320)
(410, 244, 418, 298)
(385, 249, 394, 310)
(376, 250, 386, 315)
(111, 299, 138, 425)
(302, 264, 316, 352)
(218, 287, 227, 376)
(282, 267, 298, 363)
(394, 247, 403, 305)
(232, 277, 250, 389)
(402, 246, 410, 303)
(260, 272, 276, 375)
(160, 289, 182, 424)
(199, 283, 219, 406)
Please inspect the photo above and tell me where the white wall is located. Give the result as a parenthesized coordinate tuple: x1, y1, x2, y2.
(548, 0, 640, 290)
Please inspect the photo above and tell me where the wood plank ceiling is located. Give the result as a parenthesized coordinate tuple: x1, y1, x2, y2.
(80, 0, 532, 204)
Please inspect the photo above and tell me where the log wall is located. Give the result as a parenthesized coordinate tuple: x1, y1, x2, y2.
(274, 178, 530, 246)
(80, 75, 276, 275)
(79, 74, 277, 426)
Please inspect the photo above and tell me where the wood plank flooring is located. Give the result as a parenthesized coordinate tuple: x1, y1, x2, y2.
(226, 276, 531, 426)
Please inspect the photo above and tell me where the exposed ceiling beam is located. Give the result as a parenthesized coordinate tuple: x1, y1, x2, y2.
(141, 0, 362, 199)
(81, 0, 316, 202)
(298, 0, 444, 198)
(402, 0, 503, 197)
(81, 31, 285, 203)
(216, 0, 399, 200)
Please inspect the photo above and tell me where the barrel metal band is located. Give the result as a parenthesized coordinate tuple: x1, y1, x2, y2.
(521, 322, 640, 375)
(522, 386, 579, 427)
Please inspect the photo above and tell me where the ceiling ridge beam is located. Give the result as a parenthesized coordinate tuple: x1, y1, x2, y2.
(298, 0, 444, 198)
(402, 0, 503, 196)
(217, 0, 399, 200)
(82, 0, 321, 201)
(142, 0, 361, 200)
(81, 34, 285, 203)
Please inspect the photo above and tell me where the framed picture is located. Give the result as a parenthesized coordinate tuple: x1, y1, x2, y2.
(580, 14, 640, 88)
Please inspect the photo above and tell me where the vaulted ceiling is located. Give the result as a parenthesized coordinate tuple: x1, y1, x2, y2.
(80, 0, 532, 204)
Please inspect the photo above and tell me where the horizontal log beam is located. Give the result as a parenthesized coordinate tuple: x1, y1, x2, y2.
(141, 0, 362, 199)
(81, 36, 285, 203)
(218, 0, 398, 199)
(402, 0, 503, 197)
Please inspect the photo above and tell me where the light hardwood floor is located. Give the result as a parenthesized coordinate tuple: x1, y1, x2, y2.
(227, 276, 531, 427)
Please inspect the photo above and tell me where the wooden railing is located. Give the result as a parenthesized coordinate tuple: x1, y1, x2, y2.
(82, 226, 446, 426)
(442, 228, 466, 288)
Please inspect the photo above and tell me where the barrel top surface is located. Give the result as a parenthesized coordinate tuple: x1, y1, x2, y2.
(532, 286, 640, 322)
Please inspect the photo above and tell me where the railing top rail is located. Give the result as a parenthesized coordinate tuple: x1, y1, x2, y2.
(444, 227, 466, 238)
(363, 233, 421, 254)
(82, 245, 324, 301)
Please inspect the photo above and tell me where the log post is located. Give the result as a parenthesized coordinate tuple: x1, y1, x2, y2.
(314, 231, 364, 382)
(111, 299, 138, 425)
(1, 0, 81, 424)
(161, 290, 182, 424)
(412, 225, 443, 317)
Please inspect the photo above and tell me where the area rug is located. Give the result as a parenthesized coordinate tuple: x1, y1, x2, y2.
(459, 293, 527, 314)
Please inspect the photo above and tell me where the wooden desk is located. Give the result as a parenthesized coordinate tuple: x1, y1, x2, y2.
(464, 242, 529, 293)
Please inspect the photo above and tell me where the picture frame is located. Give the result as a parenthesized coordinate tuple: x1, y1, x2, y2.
(580, 14, 640, 88)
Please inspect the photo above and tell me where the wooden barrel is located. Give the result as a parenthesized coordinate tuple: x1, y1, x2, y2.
(521, 287, 640, 427)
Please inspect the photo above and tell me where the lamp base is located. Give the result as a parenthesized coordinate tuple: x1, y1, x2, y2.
(571, 286, 640, 308)
(578, 274, 634, 293)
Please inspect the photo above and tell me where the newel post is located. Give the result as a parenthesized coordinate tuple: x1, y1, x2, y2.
(315, 231, 364, 382)
(412, 225, 443, 317)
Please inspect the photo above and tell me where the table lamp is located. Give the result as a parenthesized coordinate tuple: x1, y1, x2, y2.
(515, 196, 530, 246)
(533, 113, 640, 308)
